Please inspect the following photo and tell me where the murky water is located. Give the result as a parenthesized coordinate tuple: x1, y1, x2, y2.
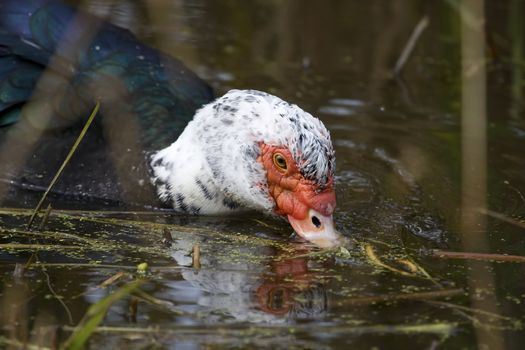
(1, 0, 525, 349)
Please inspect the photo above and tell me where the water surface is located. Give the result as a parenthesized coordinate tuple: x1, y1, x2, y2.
(1, 1, 525, 349)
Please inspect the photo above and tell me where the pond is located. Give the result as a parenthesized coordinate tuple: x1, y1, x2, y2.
(1, 0, 525, 349)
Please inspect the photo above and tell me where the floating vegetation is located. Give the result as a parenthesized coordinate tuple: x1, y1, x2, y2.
(3, 203, 524, 348)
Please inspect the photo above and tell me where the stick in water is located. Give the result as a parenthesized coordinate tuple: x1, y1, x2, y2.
(393, 16, 429, 76)
(27, 102, 100, 229)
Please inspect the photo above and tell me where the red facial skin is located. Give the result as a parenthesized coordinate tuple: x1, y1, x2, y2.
(257, 143, 336, 220)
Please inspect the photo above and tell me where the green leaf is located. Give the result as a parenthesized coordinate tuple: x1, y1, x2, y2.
(61, 279, 144, 350)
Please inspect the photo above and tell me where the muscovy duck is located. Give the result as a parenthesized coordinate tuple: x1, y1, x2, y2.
(0, 0, 339, 247)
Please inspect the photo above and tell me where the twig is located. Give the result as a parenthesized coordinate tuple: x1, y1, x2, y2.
(478, 208, 525, 230)
(192, 244, 201, 269)
(429, 249, 525, 263)
(41, 265, 74, 325)
(393, 16, 429, 75)
(1, 227, 117, 248)
(27, 102, 100, 229)
(1, 207, 170, 216)
(364, 243, 419, 277)
(97, 272, 127, 289)
(23, 252, 37, 270)
(27, 262, 185, 272)
(0, 244, 83, 250)
(37, 204, 53, 231)
(252, 219, 280, 230)
(29, 263, 135, 269)
(428, 300, 518, 322)
(130, 289, 185, 316)
(335, 288, 464, 306)
(162, 228, 173, 246)
(60, 321, 456, 336)
(129, 297, 138, 323)
(427, 300, 522, 331)
(397, 257, 444, 288)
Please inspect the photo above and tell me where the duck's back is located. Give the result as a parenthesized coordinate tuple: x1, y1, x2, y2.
(0, 0, 214, 208)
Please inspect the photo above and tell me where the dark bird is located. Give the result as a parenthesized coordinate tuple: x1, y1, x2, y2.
(0, 0, 339, 247)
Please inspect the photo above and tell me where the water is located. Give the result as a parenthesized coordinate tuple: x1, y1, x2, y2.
(1, 0, 525, 348)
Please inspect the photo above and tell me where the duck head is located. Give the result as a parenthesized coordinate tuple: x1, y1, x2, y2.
(150, 90, 340, 247)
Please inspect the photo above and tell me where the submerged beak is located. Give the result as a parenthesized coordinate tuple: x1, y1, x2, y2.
(287, 209, 341, 248)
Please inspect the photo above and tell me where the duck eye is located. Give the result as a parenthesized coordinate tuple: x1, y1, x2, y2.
(273, 153, 288, 172)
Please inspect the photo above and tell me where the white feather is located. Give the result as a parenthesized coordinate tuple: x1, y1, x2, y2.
(149, 89, 334, 214)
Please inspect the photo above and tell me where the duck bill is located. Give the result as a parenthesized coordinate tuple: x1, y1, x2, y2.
(287, 209, 341, 248)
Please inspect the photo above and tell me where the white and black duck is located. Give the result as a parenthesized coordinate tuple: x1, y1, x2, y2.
(0, 0, 340, 246)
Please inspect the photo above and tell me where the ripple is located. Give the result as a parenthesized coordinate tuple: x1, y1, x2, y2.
(318, 98, 367, 116)
(405, 215, 445, 243)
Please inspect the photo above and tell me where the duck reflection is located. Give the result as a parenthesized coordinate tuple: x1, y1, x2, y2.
(256, 255, 327, 318)
(168, 236, 329, 322)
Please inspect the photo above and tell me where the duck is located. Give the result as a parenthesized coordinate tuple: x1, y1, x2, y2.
(0, 0, 340, 247)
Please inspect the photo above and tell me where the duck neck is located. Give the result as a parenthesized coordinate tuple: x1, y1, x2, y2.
(148, 124, 243, 214)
